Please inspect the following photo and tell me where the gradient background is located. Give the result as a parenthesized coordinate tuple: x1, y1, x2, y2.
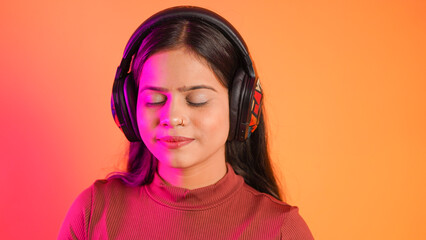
(1, 0, 425, 239)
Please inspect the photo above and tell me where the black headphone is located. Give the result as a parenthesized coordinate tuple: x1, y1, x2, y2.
(111, 6, 263, 142)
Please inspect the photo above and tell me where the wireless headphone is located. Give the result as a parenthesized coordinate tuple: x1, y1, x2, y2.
(111, 6, 263, 142)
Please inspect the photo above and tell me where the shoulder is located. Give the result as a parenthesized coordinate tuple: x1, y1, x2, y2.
(58, 178, 140, 239)
(63, 178, 137, 217)
(240, 183, 292, 212)
(58, 182, 96, 239)
(90, 177, 140, 203)
(60, 178, 127, 217)
(240, 184, 314, 239)
(279, 206, 314, 239)
(92, 177, 128, 193)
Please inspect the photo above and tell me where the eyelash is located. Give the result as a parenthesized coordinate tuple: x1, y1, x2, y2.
(145, 100, 207, 107)
(188, 101, 207, 107)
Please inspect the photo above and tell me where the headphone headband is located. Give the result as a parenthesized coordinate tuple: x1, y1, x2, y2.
(119, 6, 255, 80)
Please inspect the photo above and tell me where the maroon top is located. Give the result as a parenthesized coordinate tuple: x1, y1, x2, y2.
(58, 164, 314, 239)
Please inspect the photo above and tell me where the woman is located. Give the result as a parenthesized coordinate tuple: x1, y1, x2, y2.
(59, 6, 313, 239)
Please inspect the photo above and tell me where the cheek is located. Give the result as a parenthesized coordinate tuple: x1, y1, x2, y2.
(195, 102, 230, 140)
(136, 102, 157, 136)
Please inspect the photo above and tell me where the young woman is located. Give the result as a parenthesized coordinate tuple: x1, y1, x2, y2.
(58, 6, 313, 239)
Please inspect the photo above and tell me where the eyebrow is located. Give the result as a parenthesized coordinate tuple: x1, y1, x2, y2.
(140, 85, 217, 93)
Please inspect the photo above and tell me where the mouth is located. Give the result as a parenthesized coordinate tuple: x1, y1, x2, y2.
(157, 136, 194, 149)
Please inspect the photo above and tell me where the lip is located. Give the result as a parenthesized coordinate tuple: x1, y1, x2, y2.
(157, 136, 194, 149)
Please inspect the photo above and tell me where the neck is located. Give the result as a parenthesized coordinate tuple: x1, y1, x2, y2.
(157, 160, 228, 190)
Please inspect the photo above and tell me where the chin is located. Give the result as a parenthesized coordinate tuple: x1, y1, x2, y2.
(169, 159, 197, 169)
(155, 154, 194, 169)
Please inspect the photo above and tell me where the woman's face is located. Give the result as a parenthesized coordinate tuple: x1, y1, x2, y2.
(136, 47, 229, 171)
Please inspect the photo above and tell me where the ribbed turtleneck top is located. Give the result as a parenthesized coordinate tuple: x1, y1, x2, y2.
(58, 164, 314, 239)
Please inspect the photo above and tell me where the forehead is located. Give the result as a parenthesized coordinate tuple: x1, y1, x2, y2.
(138, 48, 224, 90)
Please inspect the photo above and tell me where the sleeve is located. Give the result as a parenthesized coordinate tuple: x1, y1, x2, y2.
(281, 206, 314, 240)
(57, 185, 93, 240)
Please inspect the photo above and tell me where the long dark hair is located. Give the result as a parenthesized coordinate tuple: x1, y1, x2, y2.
(108, 18, 284, 201)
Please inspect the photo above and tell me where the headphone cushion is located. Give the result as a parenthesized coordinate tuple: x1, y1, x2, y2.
(122, 74, 141, 141)
(228, 68, 246, 141)
(111, 73, 141, 142)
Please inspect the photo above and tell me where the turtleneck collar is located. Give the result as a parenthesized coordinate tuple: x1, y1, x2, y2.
(144, 163, 244, 210)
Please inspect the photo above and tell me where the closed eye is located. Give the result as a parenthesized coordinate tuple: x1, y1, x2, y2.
(145, 102, 164, 107)
(144, 100, 208, 107)
(187, 101, 207, 107)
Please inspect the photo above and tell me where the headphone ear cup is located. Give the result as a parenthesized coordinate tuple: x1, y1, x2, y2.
(228, 68, 263, 142)
(111, 71, 141, 142)
(111, 94, 121, 132)
(122, 74, 141, 141)
(246, 77, 263, 139)
(228, 68, 246, 141)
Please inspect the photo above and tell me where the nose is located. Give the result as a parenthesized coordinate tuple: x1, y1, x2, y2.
(159, 95, 188, 128)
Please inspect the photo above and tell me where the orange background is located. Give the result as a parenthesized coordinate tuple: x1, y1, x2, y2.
(1, 0, 425, 239)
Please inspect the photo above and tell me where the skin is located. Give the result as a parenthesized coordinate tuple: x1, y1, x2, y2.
(136, 47, 229, 189)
